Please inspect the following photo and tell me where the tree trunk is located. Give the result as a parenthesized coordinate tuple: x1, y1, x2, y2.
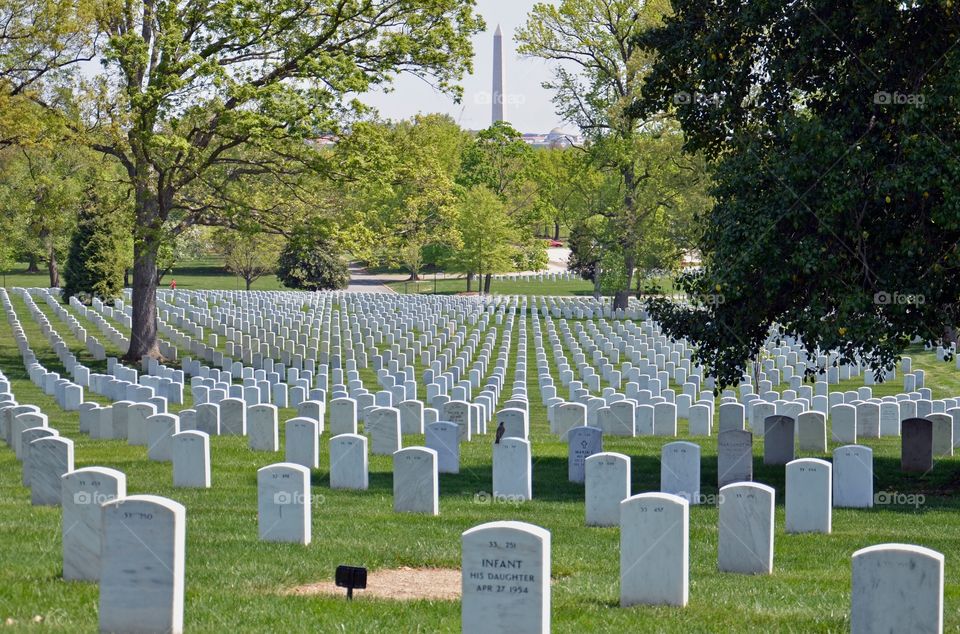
(26, 252, 40, 273)
(156, 266, 172, 285)
(614, 164, 638, 312)
(554, 222, 561, 241)
(47, 249, 59, 287)
(408, 271, 420, 281)
(129, 238, 161, 361)
(614, 250, 635, 311)
(245, 277, 252, 291)
(124, 268, 130, 287)
(466, 272, 473, 292)
(127, 181, 163, 362)
(484, 273, 492, 294)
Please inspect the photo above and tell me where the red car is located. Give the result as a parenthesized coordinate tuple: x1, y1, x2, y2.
(547, 239, 563, 247)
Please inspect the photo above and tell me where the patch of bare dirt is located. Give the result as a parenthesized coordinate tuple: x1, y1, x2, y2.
(286, 567, 461, 601)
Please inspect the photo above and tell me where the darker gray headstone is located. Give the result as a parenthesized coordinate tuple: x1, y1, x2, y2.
(567, 426, 603, 483)
(717, 429, 753, 487)
(763, 415, 795, 466)
(901, 418, 933, 473)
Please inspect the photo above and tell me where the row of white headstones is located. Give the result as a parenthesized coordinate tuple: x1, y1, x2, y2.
(22, 281, 960, 465)
(0, 286, 949, 633)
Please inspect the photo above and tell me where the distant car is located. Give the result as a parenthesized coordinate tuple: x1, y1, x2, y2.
(548, 239, 563, 247)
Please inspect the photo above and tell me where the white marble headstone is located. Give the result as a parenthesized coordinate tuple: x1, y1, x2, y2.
(718, 482, 774, 574)
(425, 421, 460, 474)
(393, 447, 438, 515)
(661, 441, 701, 505)
(461, 521, 550, 634)
(620, 492, 689, 607)
(785, 458, 831, 534)
(493, 437, 532, 502)
(61, 467, 126, 581)
(257, 462, 311, 544)
(585, 452, 630, 527)
(285, 417, 319, 469)
(99, 495, 185, 634)
(833, 445, 873, 508)
(851, 543, 943, 634)
(329, 434, 368, 490)
(248, 404, 279, 452)
(172, 431, 211, 488)
(29, 436, 73, 506)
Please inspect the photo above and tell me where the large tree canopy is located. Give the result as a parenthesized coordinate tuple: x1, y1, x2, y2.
(638, 1, 960, 387)
(2, 0, 483, 360)
(518, 0, 694, 310)
(341, 114, 466, 280)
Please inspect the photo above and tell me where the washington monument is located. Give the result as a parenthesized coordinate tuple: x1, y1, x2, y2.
(492, 25, 505, 124)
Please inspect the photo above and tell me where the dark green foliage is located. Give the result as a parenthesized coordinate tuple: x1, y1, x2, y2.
(276, 229, 349, 291)
(638, 1, 960, 386)
(61, 194, 127, 303)
(566, 222, 602, 283)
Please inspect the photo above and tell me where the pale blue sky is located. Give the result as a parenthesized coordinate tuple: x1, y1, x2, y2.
(362, 0, 567, 133)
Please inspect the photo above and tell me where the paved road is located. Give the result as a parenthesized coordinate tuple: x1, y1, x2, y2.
(344, 264, 398, 293)
(344, 247, 572, 293)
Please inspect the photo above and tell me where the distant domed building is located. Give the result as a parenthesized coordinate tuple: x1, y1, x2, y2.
(545, 128, 576, 147)
(520, 128, 583, 148)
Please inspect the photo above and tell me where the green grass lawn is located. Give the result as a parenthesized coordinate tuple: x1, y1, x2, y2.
(387, 274, 681, 298)
(387, 276, 601, 297)
(1, 258, 290, 292)
(2, 258, 683, 301)
(2, 294, 960, 631)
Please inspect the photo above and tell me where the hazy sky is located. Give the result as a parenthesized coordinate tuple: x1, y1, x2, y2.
(362, 0, 568, 133)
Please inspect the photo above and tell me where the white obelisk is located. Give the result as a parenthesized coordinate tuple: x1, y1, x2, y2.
(493, 25, 505, 124)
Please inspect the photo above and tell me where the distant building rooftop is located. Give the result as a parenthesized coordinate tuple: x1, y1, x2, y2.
(309, 129, 583, 149)
(521, 129, 583, 148)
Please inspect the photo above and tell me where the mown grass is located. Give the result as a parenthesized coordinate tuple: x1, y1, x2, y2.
(386, 275, 683, 298)
(1, 292, 960, 631)
(0, 258, 289, 292)
(386, 276, 599, 297)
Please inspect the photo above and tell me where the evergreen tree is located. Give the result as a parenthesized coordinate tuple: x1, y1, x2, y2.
(276, 226, 349, 291)
(62, 190, 128, 303)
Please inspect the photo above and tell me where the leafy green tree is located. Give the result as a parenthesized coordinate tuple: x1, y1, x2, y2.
(637, 0, 960, 386)
(445, 187, 516, 292)
(215, 228, 282, 291)
(6, 0, 482, 360)
(62, 186, 129, 302)
(0, 0, 95, 147)
(276, 225, 349, 291)
(459, 121, 544, 292)
(567, 218, 606, 295)
(341, 115, 467, 280)
(155, 226, 210, 284)
(0, 146, 89, 286)
(531, 147, 581, 240)
(519, 0, 685, 310)
(459, 121, 533, 198)
(0, 205, 22, 284)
